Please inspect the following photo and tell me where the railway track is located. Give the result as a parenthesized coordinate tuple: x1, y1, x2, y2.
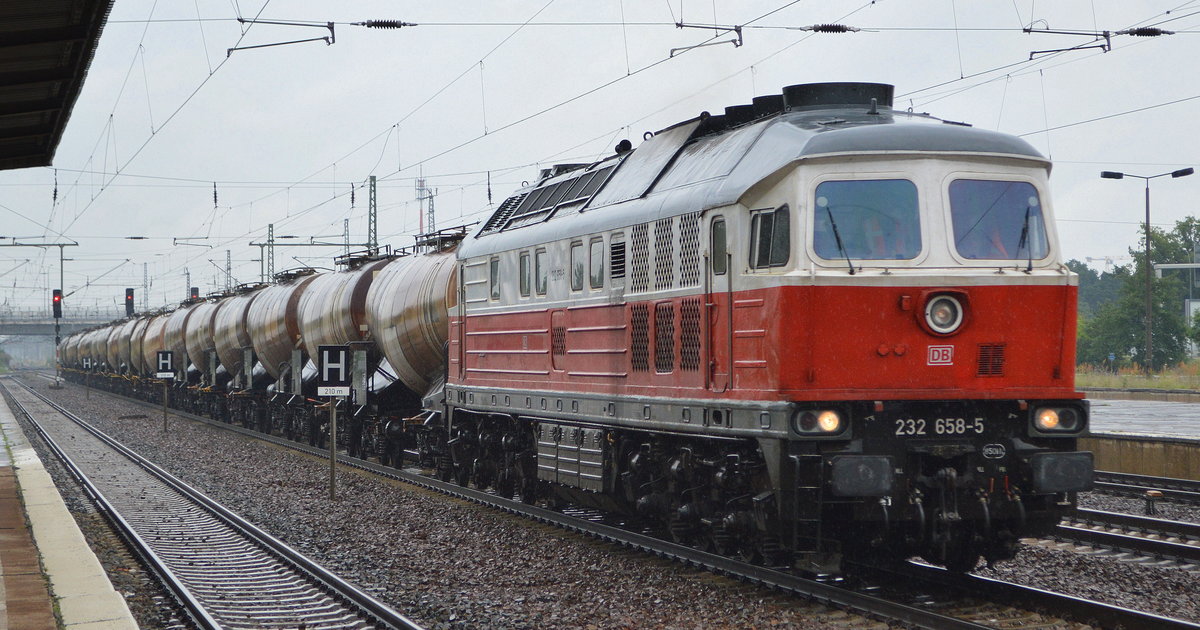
(1, 377, 422, 630)
(1094, 470, 1200, 504)
(31, 376, 1200, 630)
(1052, 508, 1200, 567)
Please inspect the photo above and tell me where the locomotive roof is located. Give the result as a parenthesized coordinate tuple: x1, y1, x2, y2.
(463, 84, 1047, 258)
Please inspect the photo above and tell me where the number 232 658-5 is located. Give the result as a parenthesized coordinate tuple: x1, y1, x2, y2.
(894, 417, 984, 436)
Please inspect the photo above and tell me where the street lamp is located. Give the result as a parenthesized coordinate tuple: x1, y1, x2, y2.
(1100, 167, 1195, 374)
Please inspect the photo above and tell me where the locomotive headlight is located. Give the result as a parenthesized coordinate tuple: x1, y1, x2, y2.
(1035, 408, 1060, 430)
(1032, 406, 1085, 434)
(795, 410, 844, 435)
(818, 411, 841, 432)
(924, 295, 964, 334)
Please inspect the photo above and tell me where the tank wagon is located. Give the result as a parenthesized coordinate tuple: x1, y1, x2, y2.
(59, 82, 1092, 573)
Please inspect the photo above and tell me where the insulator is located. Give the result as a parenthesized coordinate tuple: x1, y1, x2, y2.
(1119, 27, 1173, 37)
(363, 20, 415, 29)
(213, 182, 218, 208)
(806, 23, 859, 33)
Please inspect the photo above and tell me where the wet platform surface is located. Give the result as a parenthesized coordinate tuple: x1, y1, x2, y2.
(0, 386, 137, 629)
(1091, 398, 1200, 440)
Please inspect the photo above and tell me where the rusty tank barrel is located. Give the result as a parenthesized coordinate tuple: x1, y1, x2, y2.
(139, 314, 169, 375)
(364, 250, 458, 396)
(114, 319, 138, 373)
(128, 316, 151, 374)
(247, 273, 319, 380)
(62, 333, 80, 368)
(163, 305, 196, 370)
(85, 328, 108, 369)
(213, 291, 260, 380)
(104, 325, 122, 370)
(184, 300, 220, 374)
(298, 260, 390, 359)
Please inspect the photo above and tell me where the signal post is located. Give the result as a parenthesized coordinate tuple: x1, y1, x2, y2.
(317, 345, 350, 500)
(156, 351, 174, 431)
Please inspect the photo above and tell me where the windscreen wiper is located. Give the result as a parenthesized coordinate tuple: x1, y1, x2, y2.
(1016, 206, 1032, 273)
(825, 206, 856, 275)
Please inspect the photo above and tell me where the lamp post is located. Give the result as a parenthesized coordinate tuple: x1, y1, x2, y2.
(1100, 167, 1195, 374)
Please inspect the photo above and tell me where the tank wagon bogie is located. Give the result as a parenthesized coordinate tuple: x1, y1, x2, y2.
(58, 81, 1092, 575)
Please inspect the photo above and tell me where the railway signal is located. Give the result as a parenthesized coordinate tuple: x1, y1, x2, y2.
(52, 289, 62, 318)
(125, 288, 135, 316)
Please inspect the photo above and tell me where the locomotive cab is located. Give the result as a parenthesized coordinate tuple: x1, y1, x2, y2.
(705, 104, 1092, 570)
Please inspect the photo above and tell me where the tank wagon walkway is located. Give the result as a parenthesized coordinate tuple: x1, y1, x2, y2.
(0, 391, 136, 629)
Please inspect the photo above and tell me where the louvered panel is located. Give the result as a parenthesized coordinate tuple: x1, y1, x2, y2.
(977, 343, 1006, 377)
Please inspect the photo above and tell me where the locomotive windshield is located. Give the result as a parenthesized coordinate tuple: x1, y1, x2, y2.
(950, 180, 1047, 260)
(813, 179, 921, 260)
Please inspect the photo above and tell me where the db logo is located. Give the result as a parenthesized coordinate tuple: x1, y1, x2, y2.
(927, 345, 954, 365)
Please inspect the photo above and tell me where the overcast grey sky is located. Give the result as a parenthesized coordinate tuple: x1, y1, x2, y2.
(2, 1, 1198, 316)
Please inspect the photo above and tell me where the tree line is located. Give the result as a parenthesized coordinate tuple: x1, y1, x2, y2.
(1072, 217, 1200, 370)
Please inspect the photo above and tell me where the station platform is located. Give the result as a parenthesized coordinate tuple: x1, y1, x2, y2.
(0, 393, 136, 629)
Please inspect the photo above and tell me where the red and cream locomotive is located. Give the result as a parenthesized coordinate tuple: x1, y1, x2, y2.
(61, 82, 1091, 573)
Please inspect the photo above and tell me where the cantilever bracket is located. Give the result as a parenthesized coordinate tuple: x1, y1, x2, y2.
(228, 19, 335, 57)
(1024, 27, 1110, 59)
(670, 22, 742, 57)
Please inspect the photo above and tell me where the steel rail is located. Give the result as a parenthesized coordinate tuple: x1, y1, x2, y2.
(39, 374, 1200, 629)
(41, 378, 994, 630)
(889, 560, 1200, 630)
(0, 380, 222, 629)
(1053, 522, 1200, 565)
(6, 377, 423, 630)
(1094, 471, 1200, 504)
(1073, 508, 1200, 543)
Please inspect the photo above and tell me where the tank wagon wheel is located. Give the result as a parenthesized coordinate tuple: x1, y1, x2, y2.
(435, 456, 453, 482)
(454, 462, 471, 487)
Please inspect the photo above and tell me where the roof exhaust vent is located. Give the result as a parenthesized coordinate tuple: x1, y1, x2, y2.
(782, 82, 894, 110)
(724, 104, 756, 126)
(752, 94, 784, 118)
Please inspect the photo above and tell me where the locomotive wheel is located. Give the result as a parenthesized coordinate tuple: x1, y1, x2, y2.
(942, 544, 981, 573)
(472, 459, 494, 490)
(492, 465, 515, 498)
(516, 470, 538, 504)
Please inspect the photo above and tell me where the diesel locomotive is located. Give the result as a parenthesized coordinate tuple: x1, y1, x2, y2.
(59, 82, 1093, 573)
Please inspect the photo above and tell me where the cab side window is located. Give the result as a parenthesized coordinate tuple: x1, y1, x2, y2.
(535, 248, 548, 295)
(570, 242, 585, 292)
(711, 218, 727, 275)
(519, 252, 531, 297)
(589, 238, 604, 289)
(489, 257, 500, 301)
(749, 205, 789, 269)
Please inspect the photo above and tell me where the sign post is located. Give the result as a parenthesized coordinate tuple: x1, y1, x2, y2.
(156, 351, 174, 432)
(317, 345, 350, 500)
(82, 357, 92, 398)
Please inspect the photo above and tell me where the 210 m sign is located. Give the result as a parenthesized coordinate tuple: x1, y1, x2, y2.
(894, 417, 985, 436)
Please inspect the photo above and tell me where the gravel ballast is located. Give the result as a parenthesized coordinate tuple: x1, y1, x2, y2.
(15, 376, 1200, 628)
(14, 378, 889, 630)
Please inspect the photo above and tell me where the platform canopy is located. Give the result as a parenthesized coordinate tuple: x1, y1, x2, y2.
(0, 0, 114, 171)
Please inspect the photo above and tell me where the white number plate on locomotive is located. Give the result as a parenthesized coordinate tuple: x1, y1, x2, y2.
(894, 417, 985, 436)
